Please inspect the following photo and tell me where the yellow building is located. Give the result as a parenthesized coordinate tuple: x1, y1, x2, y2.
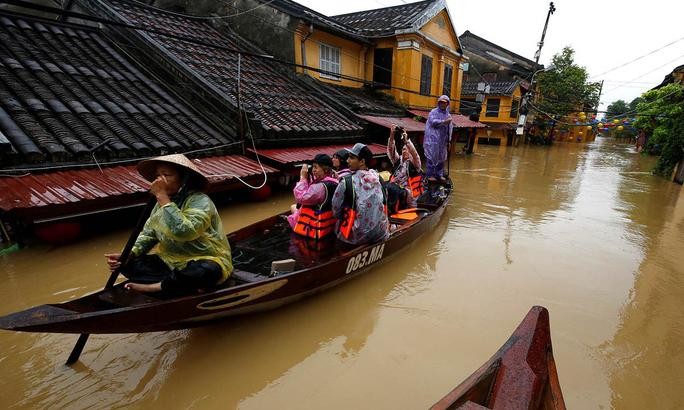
(460, 81, 522, 146)
(229, 0, 465, 112)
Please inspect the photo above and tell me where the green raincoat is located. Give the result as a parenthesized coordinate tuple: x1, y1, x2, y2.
(131, 192, 232, 283)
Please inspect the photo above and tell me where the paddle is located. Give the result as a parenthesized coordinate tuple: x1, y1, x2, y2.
(65, 197, 156, 365)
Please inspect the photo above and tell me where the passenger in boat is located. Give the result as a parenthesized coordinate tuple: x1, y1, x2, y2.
(105, 154, 232, 296)
(288, 154, 339, 240)
(332, 143, 389, 245)
(332, 149, 352, 179)
(424, 95, 453, 182)
(387, 125, 423, 207)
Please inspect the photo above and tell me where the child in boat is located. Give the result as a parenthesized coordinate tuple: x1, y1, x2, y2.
(332, 149, 352, 180)
(105, 154, 232, 296)
(288, 154, 339, 240)
(387, 125, 423, 208)
(332, 143, 389, 245)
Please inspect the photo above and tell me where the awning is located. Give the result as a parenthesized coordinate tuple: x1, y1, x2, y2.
(408, 110, 486, 128)
(0, 154, 278, 221)
(249, 143, 387, 166)
(357, 114, 426, 132)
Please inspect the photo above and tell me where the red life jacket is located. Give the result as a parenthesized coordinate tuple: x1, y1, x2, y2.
(293, 180, 338, 240)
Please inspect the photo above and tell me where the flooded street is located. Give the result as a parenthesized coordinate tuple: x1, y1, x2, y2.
(1, 137, 683, 409)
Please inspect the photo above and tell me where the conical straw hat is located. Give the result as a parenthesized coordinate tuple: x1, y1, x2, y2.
(136, 154, 208, 189)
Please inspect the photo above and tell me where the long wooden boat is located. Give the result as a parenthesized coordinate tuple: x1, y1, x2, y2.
(431, 305, 566, 410)
(0, 181, 451, 334)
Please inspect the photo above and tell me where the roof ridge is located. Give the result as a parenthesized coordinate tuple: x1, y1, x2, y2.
(460, 30, 538, 68)
(331, 0, 434, 19)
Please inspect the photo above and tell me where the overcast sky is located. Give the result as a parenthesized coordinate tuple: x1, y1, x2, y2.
(296, 0, 684, 111)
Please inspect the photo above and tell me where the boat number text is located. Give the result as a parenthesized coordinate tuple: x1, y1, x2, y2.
(345, 244, 385, 274)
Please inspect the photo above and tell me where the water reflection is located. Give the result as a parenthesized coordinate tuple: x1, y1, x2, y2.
(2, 139, 684, 408)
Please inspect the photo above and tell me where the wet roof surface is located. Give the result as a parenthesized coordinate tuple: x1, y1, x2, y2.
(0, 14, 230, 168)
(105, 0, 363, 140)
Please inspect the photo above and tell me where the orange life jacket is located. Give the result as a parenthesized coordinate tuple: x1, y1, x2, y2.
(390, 162, 424, 198)
(293, 180, 338, 240)
(339, 174, 387, 239)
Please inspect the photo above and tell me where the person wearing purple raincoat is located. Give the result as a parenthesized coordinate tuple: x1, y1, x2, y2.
(423, 95, 453, 181)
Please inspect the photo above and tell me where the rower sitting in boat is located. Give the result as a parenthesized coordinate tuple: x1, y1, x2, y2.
(332, 143, 389, 245)
(288, 154, 339, 240)
(332, 149, 352, 180)
(105, 154, 233, 296)
(387, 125, 424, 208)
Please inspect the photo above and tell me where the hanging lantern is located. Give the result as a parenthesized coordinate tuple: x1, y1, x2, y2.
(613, 119, 620, 124)
(618, 125, 624, 131)
(598, 122, 604, 128)
(586, 126, 592, 130)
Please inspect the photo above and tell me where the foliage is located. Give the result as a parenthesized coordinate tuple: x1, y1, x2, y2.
(633, 83, 684, 176)
(629, 96, 644, 112)
(535, 47, 601, 119)
(606, 100, 629, 117)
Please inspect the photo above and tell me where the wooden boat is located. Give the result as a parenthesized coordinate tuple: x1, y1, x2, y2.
(0, 181, 451, 334)
(431, 306, 566, 410)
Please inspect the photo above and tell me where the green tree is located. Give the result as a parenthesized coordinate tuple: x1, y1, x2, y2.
(629, 96, 644, 112)
(535, 47, 601, 119)
(633, 83, 684, 176)
(606, 99, 629, 117)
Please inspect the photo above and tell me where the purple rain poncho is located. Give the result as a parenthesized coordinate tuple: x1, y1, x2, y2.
(423, 96, 453, 178)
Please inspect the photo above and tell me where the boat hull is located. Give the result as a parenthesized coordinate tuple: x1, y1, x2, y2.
(431, 306, 566, 410)
(0, 182, 450, 334)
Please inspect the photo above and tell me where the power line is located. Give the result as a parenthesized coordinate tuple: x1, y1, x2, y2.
(589, 35, 684, 79)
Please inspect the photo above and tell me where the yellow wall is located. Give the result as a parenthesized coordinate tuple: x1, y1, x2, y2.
(419, 11, 460, 51)
(292, 8, 465, 110)
(294, 27, 367, 88)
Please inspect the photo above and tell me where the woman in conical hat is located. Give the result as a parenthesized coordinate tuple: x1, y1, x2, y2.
(105, 154, 232, 296)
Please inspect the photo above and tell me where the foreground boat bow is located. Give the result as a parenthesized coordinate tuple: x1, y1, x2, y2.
(431, 306, 566, 409)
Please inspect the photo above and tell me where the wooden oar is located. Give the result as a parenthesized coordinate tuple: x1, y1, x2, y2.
(65, 197, 156, 365)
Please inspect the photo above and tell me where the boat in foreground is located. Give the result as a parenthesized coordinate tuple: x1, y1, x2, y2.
(0, 181, 451, 334)
(431, 306, 566, 410)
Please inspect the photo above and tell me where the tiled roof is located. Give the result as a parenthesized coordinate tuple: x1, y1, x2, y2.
(264, 0, 369, 44)
(459, 31, 539, 75)
(0, 154, 278, 219)
(408, 109, 486, 128)
(313, 82, 406, 116)
(96, 0, 363, 142)
(357, 115, 426, 132)
(461, 80, 520, 96)
(249, 143, 387, 166)
(0, 13, 230, 168)
(332, 0, 435, 37)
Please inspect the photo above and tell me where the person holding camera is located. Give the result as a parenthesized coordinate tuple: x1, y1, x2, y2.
(424, 95, 453, 182)
(387, 125, 423, 207)
(288, 154, 339, 240)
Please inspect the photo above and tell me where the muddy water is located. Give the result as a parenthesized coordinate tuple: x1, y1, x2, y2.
(1, 137, 683, 409)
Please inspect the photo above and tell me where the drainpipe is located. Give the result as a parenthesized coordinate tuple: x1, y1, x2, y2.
(300, 22, 314, 75)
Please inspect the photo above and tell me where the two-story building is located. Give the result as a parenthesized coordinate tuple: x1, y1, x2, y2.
(458, 30, 537, 147)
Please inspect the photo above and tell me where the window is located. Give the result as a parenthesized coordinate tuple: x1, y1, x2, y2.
(485, 98, 500, 117)
(510, 99, 519, 118)
(460, 98, 476, 115)
(442, 64, 453, 96)
(420, 55, 432, 95)
(319, 44, 341, 80)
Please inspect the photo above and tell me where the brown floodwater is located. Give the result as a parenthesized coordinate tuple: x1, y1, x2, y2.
(1, 137, 683, 409)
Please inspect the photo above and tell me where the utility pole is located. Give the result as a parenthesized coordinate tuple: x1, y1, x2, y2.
(515, 2, 556, 143)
